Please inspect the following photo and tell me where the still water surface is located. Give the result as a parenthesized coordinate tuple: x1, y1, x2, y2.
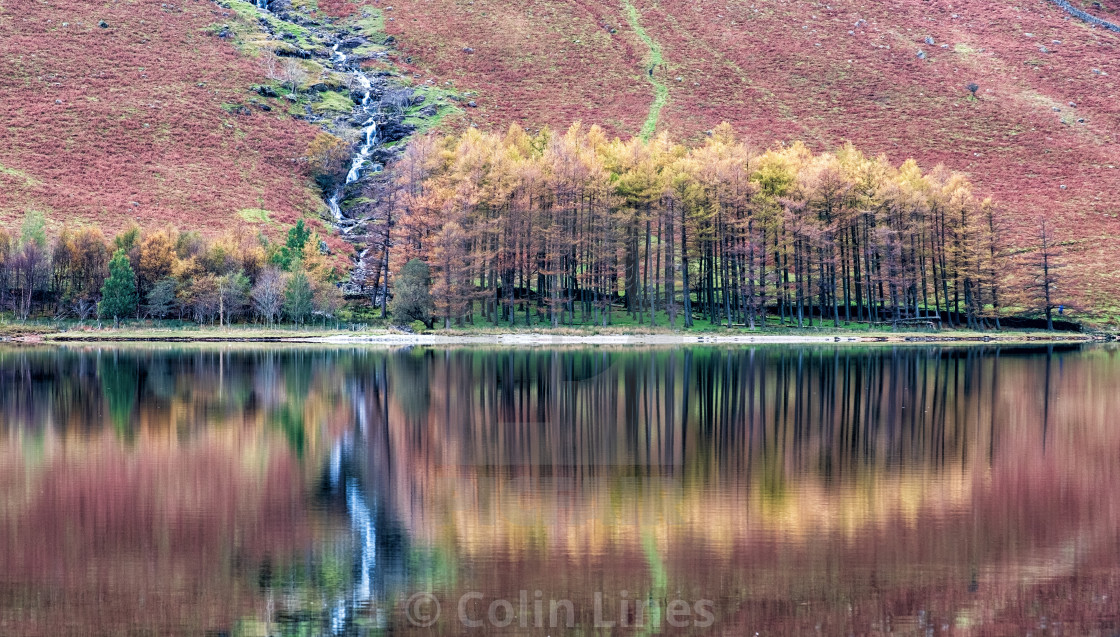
(0, 344, 1118, 635)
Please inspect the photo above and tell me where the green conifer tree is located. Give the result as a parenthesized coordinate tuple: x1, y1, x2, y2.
(99, 249, 137, 328)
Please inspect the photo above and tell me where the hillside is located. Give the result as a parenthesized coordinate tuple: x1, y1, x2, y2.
(0, 0, 325, 234)
(1, 0, 1117, 315)
(378, 0, 1120, 314)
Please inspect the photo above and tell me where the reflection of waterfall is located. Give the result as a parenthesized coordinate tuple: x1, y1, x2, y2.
(325, 434, 382, 635)
(347, 478, 377, 602)
(314, 376, 410, 634)
(328, 474, 378, 635)
(329, 442, 341, 492)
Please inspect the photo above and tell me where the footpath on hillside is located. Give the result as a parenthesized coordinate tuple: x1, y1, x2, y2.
(623, 1, 668, 139)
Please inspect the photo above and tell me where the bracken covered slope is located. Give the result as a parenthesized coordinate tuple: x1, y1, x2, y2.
(377, 0, 1120, 314)
(2, 0, 1118, 312)
(0, 0, 324, 235)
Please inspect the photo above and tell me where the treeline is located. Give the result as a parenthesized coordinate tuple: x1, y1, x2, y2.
(0, 125, 1068, 331)
(0, 214, 344, 326)
(360, 123, 1062, 329)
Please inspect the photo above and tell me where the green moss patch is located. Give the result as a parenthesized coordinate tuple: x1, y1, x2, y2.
(237, 208, 274, 224)
(312, 90, 357, 114)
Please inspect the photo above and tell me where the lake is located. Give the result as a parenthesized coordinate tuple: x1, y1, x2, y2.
(0, 343, 1117, 635)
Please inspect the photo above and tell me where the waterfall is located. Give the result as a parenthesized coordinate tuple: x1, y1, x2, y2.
(327, 192, 343, 222)
(327, 44, 383, 223)
(242, 3, 387, 272)
(340, 72, 381, 186)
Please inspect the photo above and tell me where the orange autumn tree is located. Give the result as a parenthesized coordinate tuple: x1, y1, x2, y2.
(0, 221, 344, 326)
(374, 124, 1022, 330)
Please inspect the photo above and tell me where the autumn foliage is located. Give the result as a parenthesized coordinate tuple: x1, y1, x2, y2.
(0, 218, 343, 326)
(365, 124, 1062, 329)
(373, 0, 1120, 314)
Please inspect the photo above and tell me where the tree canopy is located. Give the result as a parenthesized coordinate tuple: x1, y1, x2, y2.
(354, 123, 1044, 330)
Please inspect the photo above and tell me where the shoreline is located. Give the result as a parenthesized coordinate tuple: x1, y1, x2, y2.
(18, 329, 1102, 346)
(308, 333, 1098, 346)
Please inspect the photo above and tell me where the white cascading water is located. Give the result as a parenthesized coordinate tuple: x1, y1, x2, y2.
(249, 0, 381, 223)
(248, 5, 380, 282)
(327, 43, 382, 224)
(345, 74, 377, 183)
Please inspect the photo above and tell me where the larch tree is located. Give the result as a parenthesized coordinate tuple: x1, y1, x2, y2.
(373, 123, 1030, 332)
(429, 220, 472, 328)
(1027, 217, 1065, 331)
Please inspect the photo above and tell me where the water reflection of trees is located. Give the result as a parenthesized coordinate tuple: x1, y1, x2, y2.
(364, 345, 1096, 484)
(2, 344, 1119, 634)
(0, 346, 361, 447)
(0, 346, 366, 635)
(352, 344, 1120, 634)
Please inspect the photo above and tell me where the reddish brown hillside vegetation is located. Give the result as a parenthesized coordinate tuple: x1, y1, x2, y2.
(0, 0, 324, 235)
(368, 0, 1120, 314)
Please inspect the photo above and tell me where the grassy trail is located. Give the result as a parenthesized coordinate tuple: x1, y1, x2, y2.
(623, 0, 668, 140)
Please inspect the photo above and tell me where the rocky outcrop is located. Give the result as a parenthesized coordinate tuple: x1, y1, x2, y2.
(376, 118, 416, 145)
(338, 37, 369, 49)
